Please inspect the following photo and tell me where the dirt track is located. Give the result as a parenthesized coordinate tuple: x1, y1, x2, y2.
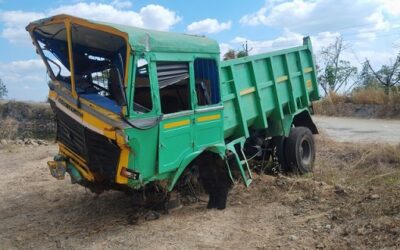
(314, 115, 400, 144)
(0, 136, 399, 249)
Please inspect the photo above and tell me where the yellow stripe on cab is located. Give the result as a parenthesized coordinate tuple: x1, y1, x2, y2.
(164, 119, 190, 129)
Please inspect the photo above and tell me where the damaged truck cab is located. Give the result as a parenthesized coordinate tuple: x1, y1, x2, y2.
(27, 15, 320, 202)
(26, 15, 226, 193)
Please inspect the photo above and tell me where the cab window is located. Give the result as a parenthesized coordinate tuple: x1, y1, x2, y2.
(156, 62, 191, 114)
(194, 59, 220, 106)
(133, 58, 153, 113)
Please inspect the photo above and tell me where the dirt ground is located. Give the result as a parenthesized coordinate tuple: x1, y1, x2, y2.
(0, 135, 399, 250)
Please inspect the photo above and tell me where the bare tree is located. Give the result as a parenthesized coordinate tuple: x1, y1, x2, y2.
(317, 36, 358, 95)
(357, 60, 378, 87)
(0, 77, 7, 99)
(241, 40, 252, 57)
(366, 55, 400, 93)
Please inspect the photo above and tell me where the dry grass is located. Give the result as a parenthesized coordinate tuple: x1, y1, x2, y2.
(312, 135, 400, 245)
(327, 91, 350, 104)
(242, 135, 400, 248)
(351, 87, 388, 105)
(388, 89, 400, 105)
(314, 135, 400, 188)
(313, 88, 400, 119)
(0, 118, 19, 140)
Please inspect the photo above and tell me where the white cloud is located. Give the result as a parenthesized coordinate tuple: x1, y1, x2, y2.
(356, 10, 391, 41)
(110, 0, 133, 9)
(354, 49, 396, 69)
(2, 59, 44, 71)
(240, 0, 316, 28)
(237, 0, 400, 78)
(239, 0, 399, 37)
(0, 59, 48, 101)
(310, 32, 340, 53)
(229, 29, 335, 55)
(187, 18, 231, 34)
(0, 2, 181, 44)
(219, 43, 233, 59)
(0, 10, 45, 44)
(138, 4, 182, 31)
(49, 2, 181, 31)
(379, 0, 400, 16)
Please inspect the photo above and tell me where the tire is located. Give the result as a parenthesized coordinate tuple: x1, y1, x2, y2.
(197, 153, 232, 210)
(285, 127, 315, 174)
(270, 136, 287, 174)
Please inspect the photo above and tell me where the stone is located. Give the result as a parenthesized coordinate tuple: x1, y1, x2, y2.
(369, 194, 380, 200)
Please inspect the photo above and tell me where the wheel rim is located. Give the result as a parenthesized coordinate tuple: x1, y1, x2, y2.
(299, 138, 311, 166)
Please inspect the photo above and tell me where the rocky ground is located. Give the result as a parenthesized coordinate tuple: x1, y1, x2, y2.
(0, 135, 399, 249)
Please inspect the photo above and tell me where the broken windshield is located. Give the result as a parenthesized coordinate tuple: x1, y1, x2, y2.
(33, 22, 128, 113)
(33, 23, 71, 79)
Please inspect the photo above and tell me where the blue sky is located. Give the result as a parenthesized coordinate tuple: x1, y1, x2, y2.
(1, 0, 400, 101)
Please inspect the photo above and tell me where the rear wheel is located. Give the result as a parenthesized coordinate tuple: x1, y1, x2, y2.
(285, 127, 315, 174)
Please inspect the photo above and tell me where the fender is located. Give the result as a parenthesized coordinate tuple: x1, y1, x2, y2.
(292, 109, 318, 134)
(267, 108, 316, 137)
(167, 143, 226, 191)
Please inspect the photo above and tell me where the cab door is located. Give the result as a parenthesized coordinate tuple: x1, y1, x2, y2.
(157, 62, 194, 174)
(192, 59, 224, 150)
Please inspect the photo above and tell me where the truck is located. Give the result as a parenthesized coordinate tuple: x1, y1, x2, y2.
(26, 14, 320, 210)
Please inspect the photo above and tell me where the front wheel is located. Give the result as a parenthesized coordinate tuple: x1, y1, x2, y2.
(285, 127, 315, 174)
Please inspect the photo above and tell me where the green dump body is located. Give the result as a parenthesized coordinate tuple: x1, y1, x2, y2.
(220, 37, 320, 139)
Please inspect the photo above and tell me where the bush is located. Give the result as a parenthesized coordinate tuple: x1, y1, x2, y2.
(0, 101, 55, 140)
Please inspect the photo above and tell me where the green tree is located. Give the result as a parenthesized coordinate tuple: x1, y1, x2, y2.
(222, 41, 252, 60)
(0, 77, 7, 99)
(222, 49, 247, 60)
(236, 50, 247, 58)
(223, 49, 236, 61)
(317, 36, 358, 95)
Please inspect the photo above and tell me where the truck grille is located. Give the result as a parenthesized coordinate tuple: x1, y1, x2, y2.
(51, 101, 120, 182)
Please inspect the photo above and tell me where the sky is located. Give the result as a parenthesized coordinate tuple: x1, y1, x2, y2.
(0, 0, 400, 101)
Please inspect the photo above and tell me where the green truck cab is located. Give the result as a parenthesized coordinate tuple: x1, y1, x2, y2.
(27, 14, 319, 209)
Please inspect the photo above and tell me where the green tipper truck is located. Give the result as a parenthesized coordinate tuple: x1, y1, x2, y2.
(27, 15, 320, 209)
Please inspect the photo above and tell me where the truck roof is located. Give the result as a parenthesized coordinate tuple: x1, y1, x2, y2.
(26, 14, 220, 54)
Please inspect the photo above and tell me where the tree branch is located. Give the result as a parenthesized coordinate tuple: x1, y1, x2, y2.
(366, 59, 386, 86)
